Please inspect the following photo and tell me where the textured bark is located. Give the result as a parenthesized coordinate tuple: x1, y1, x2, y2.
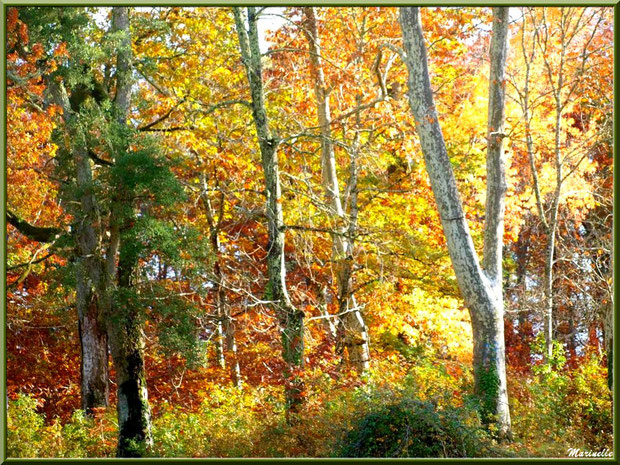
(108, 237, 152, 458)
(399, 7, 511, 440)
(47, 74, 110, 415)
(105, 7, 153, 457)
(301, 7, 369, 372)
(109, 295, 152, 457)
(604, 307, 613, 390)
(234, 7, 305, 415)
(76, 271, 110, 414)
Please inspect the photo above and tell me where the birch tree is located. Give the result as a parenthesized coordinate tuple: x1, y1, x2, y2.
(399, 6, 512, 439)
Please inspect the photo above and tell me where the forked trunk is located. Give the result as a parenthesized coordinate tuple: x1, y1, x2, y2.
(399, 6, 512, 440)
(302, 7, 369, 372)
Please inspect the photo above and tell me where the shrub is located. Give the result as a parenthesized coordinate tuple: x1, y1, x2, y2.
(510, 339, 613, 456)
(7, 394, 46, 457)
(7, 394, 116, 458)
(335, 398, 491, 458)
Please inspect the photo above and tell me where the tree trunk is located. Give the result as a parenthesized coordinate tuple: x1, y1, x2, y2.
(233, 7, 305, 416)
(337, 123, 370, 372)
(301, 7, 369, 373)
(109, 255, 153, 457)
(223, 313, 242, 388)
(543, 232, 556, 360)
(201, 174, 241, 386)
(602, 296, 613, 390)
(399, 6, 512, 440)
(76, 272, 109, 414)
(107, 7, 153, 456)
(46, 75, 110, 416)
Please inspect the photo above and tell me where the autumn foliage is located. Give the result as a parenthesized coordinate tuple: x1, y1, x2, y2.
(6, 6, 613, 458)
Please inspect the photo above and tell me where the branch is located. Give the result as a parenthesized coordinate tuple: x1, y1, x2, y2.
(139, 126, 196, 133)
(7, 251, 55, 271)
(196, 98, 252, 115)
(88, 149, 114, 166)
(6, 210, 61, 243)
(282, 224, 352, 237)
(137, 97, 186, 131)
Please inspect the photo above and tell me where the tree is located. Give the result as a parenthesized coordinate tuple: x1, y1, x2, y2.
(233, 6, 306, 416)
(130, 6, 247, 388)
(507, 7, 610, 361)
(25, 6, 198, 455)
(44, 7, 155, 455)
(399, 7, 512, 439)
(301, 7, 370, 372)
(39, 9, 113, 416)
(105, 7, 154, 456)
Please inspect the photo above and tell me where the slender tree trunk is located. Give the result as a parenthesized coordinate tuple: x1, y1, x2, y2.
(603, 240, 613, 390)
(107, 8, 153, 456)
(234, 7, 305, 416)
(603, 301, 613, 390)
(214, 314, 226, 369)
(399, 6, 512, 440)
(337, 119, 370, 371)
(543, 229, 557, 359)
(201, 173, 241, 386)
(301, 7, 369, 372)
(542, 99, 563, 360)
(223, 312, 242, 388)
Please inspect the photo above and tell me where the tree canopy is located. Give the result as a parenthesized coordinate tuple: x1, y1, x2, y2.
(6, 6, 613, 459)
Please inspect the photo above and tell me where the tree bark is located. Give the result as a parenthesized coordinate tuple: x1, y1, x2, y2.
(233, 7, 305, 416)
(76, 271, 110, 414)
(105, 7, 153, 457)
(399, 6, 511, 440)
(603, 301, 613, 390)
(301, 7, 369, 373)
(46, 73, 110, 416)
(109, 248, 153, 457)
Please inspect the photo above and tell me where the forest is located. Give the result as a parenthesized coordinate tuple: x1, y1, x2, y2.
(6, 5, 613, 459)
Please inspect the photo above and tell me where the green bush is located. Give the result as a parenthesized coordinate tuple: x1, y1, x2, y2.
(510, 340, 613, 455)
(7, 394, 116, 457)
(335, 398, 491, 458)
(7, 394, 47, 457)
